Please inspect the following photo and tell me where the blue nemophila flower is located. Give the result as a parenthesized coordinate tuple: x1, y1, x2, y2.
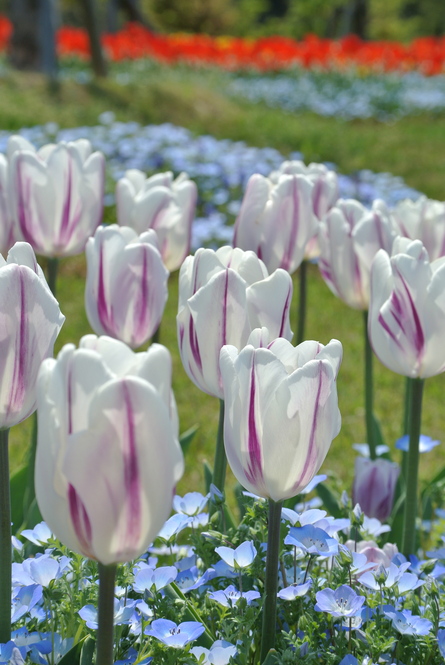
(20, 522, 53, 547)
(115, 646, 152, 665)
(79, 599, 137, 630)
(395, 434, 440, 453)
(12, 553, 69, 588)
(215, 541, 257, 569)
(362, 516, 391, 537)
(0, 643, 26, 665)
(208, 585, 260, 607)
(145, 619, 205, 648)
(173, 492, 209, 516)
(156, 513, 190, 543)
(339, 656, 359, 665)
(11, 585, 43, 623)
(284, 524, 339, 557)
(133, 566, 177, 594)
(353, 443, 390, 458)
(384, 608, 433, 636)
(438, 628, 445, 657)
(359, 562, 423, 594)
(277, 580, 312, 600)
(191, 639, 237, 665)
(315, 585, 366, 617)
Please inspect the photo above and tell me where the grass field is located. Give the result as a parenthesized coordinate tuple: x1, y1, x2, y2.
(3, 63, 445, 503)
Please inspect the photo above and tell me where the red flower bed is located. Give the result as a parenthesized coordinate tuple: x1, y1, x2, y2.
(1, 15, 445, 75)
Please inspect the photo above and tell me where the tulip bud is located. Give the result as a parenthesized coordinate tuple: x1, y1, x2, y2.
(85, 225, 169, 349)
(352, 457, 400, 522)
(9, 137, 105, 257)
(368, 237, 445, 378)
(116, 169, 197, 272)
(219, 330, 342, 502)
(0, 242, 65, 428)
(177, 247, 293, 398)
(35, 335, 183, 565)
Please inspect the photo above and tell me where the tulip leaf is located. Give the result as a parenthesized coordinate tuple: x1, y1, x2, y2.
(372, 413, 388, 455)
(58, 635, 92, 665)
(179, 424, 199, 456)
(203, 460, 213, 493)
(9, 465, 28, 534)
(315, 483, 341, 518)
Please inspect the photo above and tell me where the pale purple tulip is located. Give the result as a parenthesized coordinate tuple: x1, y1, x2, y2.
(177, 246, 293, 398)
(9, 137, 105, 257)
(219, 329, 342, 501)
(85, 225, 169, 348)
(116, 169, 197, 271)
(35, 335, 184, 565)
(368, 237, 445, 377)
(352, 457, 400, 522)
(393, 196, 445, 261)
(0, 242, 65, 428)
(318, 198, 398, 310)
(233, 172, 316, 274)
(0, 155, 15, 255)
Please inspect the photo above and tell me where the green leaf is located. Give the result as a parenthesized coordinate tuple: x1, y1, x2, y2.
(315, 483, 341, 518)
(261, 649, 281, 665)
(80, 636, 96, 665)
(10, 465, 28, 533)
(179, 424, 199, 456)
(58, 636, 91, 665)
(372, 413, 387, 452)
(203, 461, 213, 493)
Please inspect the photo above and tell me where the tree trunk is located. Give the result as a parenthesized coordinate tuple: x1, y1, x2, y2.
(8, 0, 58, 75)
(80, 0, 107, 77)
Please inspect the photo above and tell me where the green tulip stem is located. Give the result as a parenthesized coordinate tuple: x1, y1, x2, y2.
(260, 499, 283, 662)
(401, 377, 413, 482)
(212, 399, 227, 495)
(97, 563, 117, 665)
(401, 378, 424, 557)
(47, 257, 59, 298)
(364, 310, 376, 460)
(296, 259, 307, 345)
(0, 428, 11, 644)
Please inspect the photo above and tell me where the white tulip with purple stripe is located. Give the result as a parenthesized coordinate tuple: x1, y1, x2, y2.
(85, 225, 169, 349)
(392, 196, 445, 262)
(318, 198, 398, 310)
(8, 137, 105, 257)
(0, 242, 65, 429)
(35, 335, 183, 565)
(368, 237, 445, 378)
(177, 246, 293, 399)
(116, 169, 197, 272)
(219, 328, 342, 502)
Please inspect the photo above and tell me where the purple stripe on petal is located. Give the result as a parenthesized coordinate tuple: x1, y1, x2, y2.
(68, 483, 94, 558)
(245, 355, 264, 487)
(59, 155, 72, 241)
(279, 281, 292, 337)
(97, 242, 113, 335)
(132, 246, 150, 345)
(282, 178, 300, 272)
(121, 381, 142, 550)
(188, 316, 202, 372)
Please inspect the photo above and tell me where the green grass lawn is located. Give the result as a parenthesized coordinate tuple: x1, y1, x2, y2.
(3, 64, 445, 503)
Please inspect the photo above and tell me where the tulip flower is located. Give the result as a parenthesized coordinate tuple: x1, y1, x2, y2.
(318, 198, 398, 310)
(352, 457, 400, 522)
(35, 335, 183, 565)
(368, 237, 445, 378)
(177, 246, 293, 399)
(0, 241, 65, 429)
(219, 329, 342, 502)
(8, 137, 105, 257)
(85, 225, 169, 348)
(270, 160, 339, 221)
(392, 196, 445, 261)
(116, 169, 197, 272)
(233, 172, 316, 274)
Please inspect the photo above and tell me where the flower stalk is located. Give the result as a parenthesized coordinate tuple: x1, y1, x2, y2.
(401, 378, 424, 556)
(364, 310, 376, 460)
(0, 427, 11, 644)
(260, 499, 282, 662)
(96, 563, 117, 665)
(212, 399, 227, 496)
